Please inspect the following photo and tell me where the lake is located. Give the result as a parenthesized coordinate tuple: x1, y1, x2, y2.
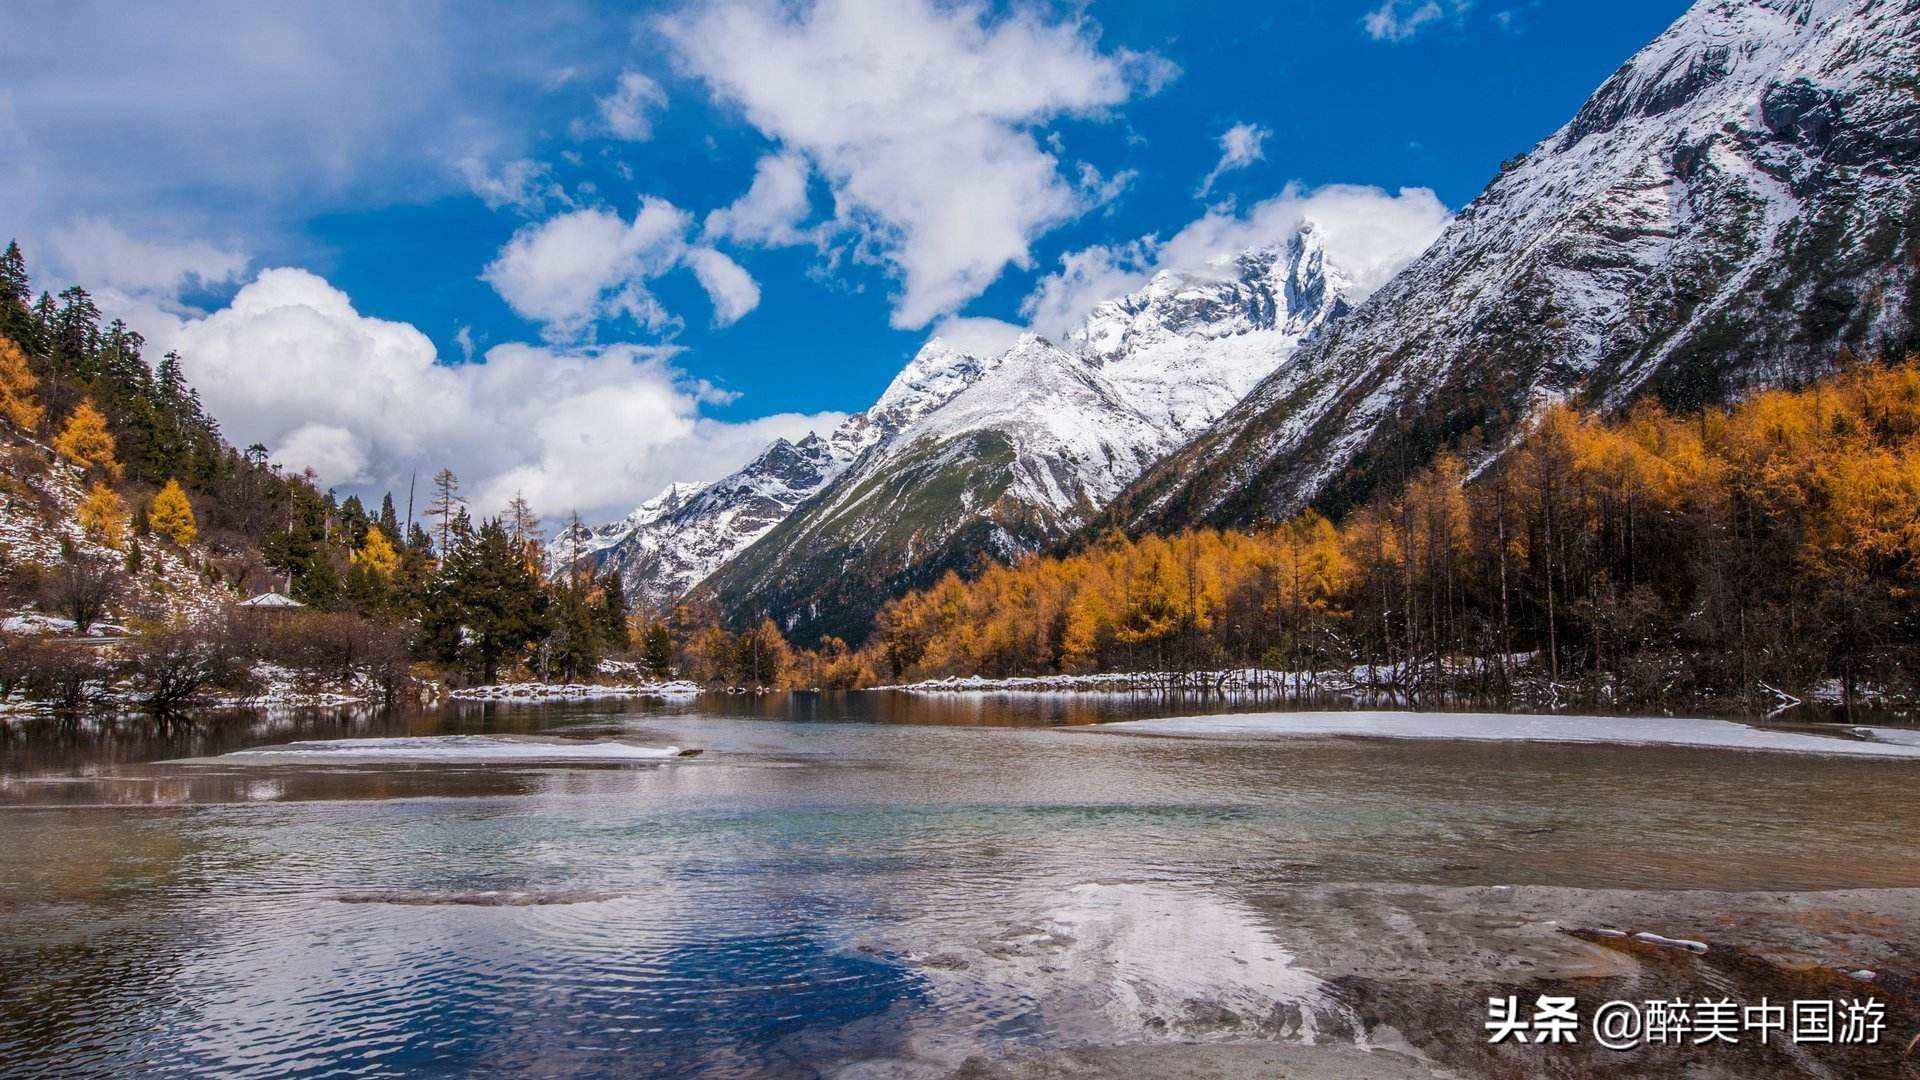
(2, 693, 1917, 1077)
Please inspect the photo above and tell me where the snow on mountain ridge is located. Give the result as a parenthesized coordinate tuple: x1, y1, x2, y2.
(580, 221, 1376, 622)
(1110, 0, 1920, 534)
(698, 222, 1371, 644)
(571, 335, 998, 608)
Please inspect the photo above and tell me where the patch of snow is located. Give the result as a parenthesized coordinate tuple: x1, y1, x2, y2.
(447, 681, 701, 701)
(217, 734, 693, 762)
(1632, 931, 1708, 954)
(1102, 711, 1920, 759)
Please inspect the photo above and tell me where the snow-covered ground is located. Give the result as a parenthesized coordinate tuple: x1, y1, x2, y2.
(0, 612, 130, 637)
(1101, 711, 1920, 759)
(216, 734, 694, 762)
(448, 681, 702, 702)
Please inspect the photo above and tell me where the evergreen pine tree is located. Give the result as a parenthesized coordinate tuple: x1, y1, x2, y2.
(423, 518, 548, 683)
(0, 242, 33, 347)
(0, 241, 28, 311)
(378, 493, 400, 540)
(641, 622, 673, 680)
(338, 494, 370, 547)
(51, 286, 101, 377)
(596, 571, 630, 651)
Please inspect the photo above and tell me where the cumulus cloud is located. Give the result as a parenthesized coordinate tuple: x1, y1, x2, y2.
(583, 70, 668, 141)
(926, 315, 1026, 358)
(1196, 122, 1269, 197)
(662, 0, 1175, 329)
(160, 268, 838, 522)
(682, 247, 762, 326)
(481, 198, 695, 340)
(1021, 183, 1452, 339)
(482, 197, 770, 338)
(703, 152, 814, 246)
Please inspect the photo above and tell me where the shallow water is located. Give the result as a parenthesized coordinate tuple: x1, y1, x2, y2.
(2, 693, 1918, 1076)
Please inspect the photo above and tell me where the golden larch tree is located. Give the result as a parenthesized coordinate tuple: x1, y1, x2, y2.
(356, 525, 400, 577)
(77, 482, 129, 548)
(148, 479, 197, 546)
(0, 336, 42, 430)
(53, 399, 122, 480)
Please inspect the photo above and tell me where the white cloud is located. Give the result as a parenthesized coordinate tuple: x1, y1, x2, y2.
(482, 197, 769, 338)
(926, 315, 1026, 358)
(46, 218, 248, 303)
(35, 220, 251, 352)
(662, 0, 1175, 329)
(585, 70, 668, 141)
(0, 3, 632, 245)
(481, 199, 692, 340)
(683, 247, 762, 326)
(1021, 183, 1452, 338)
(1196, 122, 1269, 197)
(158, 267, 838, 522)
(456, 157, 570, 214)
(704, 152, 813, 246)
(1362, 0, 1448, 42)
(276, 423, 370, 481)
(1018, 237, 1157, 341)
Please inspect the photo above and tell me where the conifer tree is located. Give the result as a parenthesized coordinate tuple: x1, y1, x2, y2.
(0, 335, 42, 430)
(505, 492, 543, 570)
(148, 479, 197, 545)
(53, 399, 122, 479)
(425, 468, 465, 555)
(77, 483, 129, 548)
(641, 622, 673, 680)
(0, 244, 36, 352)
(51, 286, 101, 377)
(595, 571, 630, 651)
(0, 242, 28, 312)
(422, 518, 547, 683)
(356, 525, 400, 578)
(377, 493, 400, 541)
(338, 494, 370, 548)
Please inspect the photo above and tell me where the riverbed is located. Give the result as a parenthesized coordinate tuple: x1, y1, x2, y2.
(1, 693, 1915, 1077)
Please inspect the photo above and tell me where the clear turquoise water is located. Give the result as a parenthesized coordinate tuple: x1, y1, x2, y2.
(3, 693, 1918, 1076)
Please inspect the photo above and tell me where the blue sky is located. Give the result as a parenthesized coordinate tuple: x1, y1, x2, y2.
(1, 0, 1688, 521)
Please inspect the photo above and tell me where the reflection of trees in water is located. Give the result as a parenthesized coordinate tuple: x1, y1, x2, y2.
(0, 812, 206, 1073)
(0, 706, 393, 779)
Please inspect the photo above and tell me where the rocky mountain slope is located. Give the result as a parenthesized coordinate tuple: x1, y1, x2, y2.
(564, 336, 1008, 609)
(1108, 0, 1920, 533)
(697, 227, 1366, 644)
(1, 432, 233, 629)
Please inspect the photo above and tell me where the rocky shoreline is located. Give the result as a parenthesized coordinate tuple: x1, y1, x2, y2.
(952, 884, 1920, 1078)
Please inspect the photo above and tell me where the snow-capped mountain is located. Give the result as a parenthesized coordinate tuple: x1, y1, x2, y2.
(697, 226, 1371, 644)
(567, 335, 1010, 609)
(1110, 0, 1920, 533)
(549, 481, 706, 575)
